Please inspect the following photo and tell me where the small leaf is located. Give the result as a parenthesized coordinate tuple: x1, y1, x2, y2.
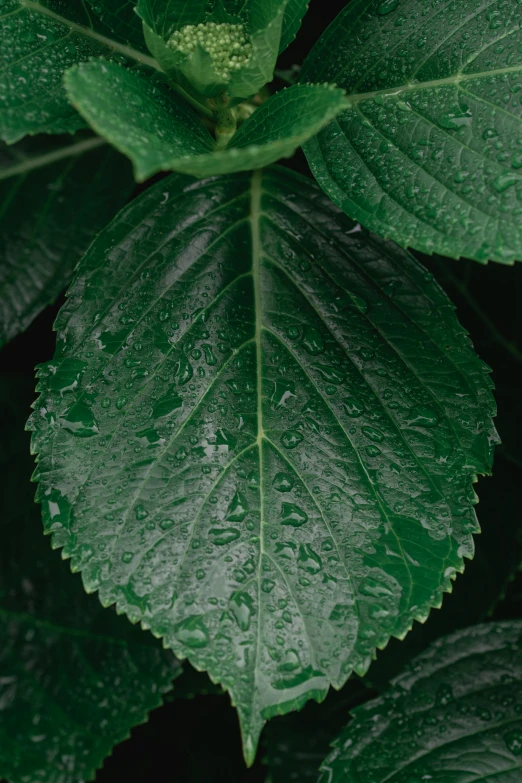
(320, 621, 522, 782)
(138, 0, 289, 100)
(0, 376, 182, 783)
(301, 0, 522, 264)
(30, 166, 497, 764)
(0, 0, 158, 144)
(64, 61, 348, 180)
(0, 134, 134, 348)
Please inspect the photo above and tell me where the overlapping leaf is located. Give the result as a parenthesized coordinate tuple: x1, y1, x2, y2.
(301, 0, 522, 264)
(30, 166, 497, 764)
(86, 0, 148, 51)
(320, 621, 522, 782)
(0, 134, 134, 348)
(0, 376, 182, 783)
(65, 61, 348, 180)
(0, 0, 157, 143)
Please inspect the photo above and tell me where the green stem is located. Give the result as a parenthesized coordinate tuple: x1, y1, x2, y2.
(170, 82, 215, 121)
(208, 92, 237, 149)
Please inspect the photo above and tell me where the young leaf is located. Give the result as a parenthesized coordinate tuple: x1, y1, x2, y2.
(29, 166, 497, 764)
(278, 0, 308, 53)
(138, 0, 289, 100)
(0, 376, 182, 783)
(0, 0, 157, 144)
(300, 0, 522, 264)
(0, 134, 134, 349)
(64, 61, 348, 180)
(320, 621, 522, 782)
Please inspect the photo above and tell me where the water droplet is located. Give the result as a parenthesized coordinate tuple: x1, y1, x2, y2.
(229, 592, 254, 631)
(47, 358, 87, 395)
(153, 387, 183, 418)
(278, 649, 301, 672)
(272, 378, 296, 407)
(408, 405, 439, 427)
(438, 108, 473, 129)
(302, 326, 324, 355)
(209, 527, 241, 545)
(175, 354, 193, 385)
(359, 576, 394, 598)
(135, 504, 148, 520)
(59, 401, 99, 438)
(298, 544, 322, 574)
(492, 173, 520, 193)
(436, 683, 454, 706)
(226, 491, 248, 522)
(505, 730, 522, 756)
(280, 503, 308, 527)
(362, 426, 384, 443)
(272, 472, 295, 492)
(175, 616, 209, 648)
(313, 364, 345, 384)
(201, 344, 217, 365)
(377, 0, 399, 14)
(343, 397, 365, 417)
(280, 429, 303, 449)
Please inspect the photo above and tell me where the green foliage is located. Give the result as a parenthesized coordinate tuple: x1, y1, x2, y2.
(29, 166, 497, 763)
(0, 134, 134, 347)
(1, 0, 521, 780)
(301, 0, 522, 264)
(320, 621, 522, 782)
(0, 376, 182, 783)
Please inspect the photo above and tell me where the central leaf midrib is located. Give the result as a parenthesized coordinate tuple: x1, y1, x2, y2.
(18, 0, 160, 70)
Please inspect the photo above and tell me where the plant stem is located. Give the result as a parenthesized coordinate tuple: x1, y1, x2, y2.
(208, 92, 237, 149)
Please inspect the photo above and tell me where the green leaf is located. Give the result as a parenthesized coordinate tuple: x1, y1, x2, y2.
(0, 375, 182, 783)
(86, 0, 149, 51)
(320, 621, 522, 782)
(278, 0, 308, 53)
(300, 0, 522, 264)
(138, 0, 288, 100)
(64, 61, 348, 180)
(0, 134, 134, 349)
(0, 0, 158, 144)
(29, 166, 497, 765)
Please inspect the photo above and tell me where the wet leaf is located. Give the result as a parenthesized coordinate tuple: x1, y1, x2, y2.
(0, 134, 134, 349)
(0, 0, 157, 143)
(64, 62, 348, 180)
(0, 376, 182, 783)
(86, 0, 148, 51)
(301, 0, 522, 264)
(320, 621, 522, 782)
(29, 166, 497, 764)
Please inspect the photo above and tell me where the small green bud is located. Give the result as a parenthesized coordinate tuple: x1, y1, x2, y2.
(168, 22, 253, 81)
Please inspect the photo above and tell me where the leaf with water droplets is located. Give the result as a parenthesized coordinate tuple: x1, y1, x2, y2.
(0, 133, 133, 349)
(0, 0, 157, 144)
(319, 621, 522, 782)
(64, 61, 348, 181)
(29, 166, 496, 764)
(0, 376, 182, 783)
(301, 0, 522, 264)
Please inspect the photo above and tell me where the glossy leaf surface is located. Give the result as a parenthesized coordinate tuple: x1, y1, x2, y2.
(65, 62, 348, 180)
(0, 0, 157, 144)
(320, 621, 522, 783)
(301, 0, 522, 264)
(0, 134, 134, 349)
(0, 376, 182, 783)
(30, 166, 496, 763)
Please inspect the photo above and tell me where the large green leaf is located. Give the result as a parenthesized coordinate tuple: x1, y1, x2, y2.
(0, 0, 157, 144)
(320, 621, 522, 782)
(301, 0, 522, 264)
(0, 375, 182, 783)
(0, 134, 134, 349)
(29, 166, 497, 764)
(64, 62, 348, 180)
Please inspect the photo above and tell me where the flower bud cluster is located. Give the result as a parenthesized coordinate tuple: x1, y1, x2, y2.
(168, 22, 253, 80)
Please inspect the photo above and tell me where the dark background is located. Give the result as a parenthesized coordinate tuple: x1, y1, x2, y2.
(2, 0, 522, 780)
